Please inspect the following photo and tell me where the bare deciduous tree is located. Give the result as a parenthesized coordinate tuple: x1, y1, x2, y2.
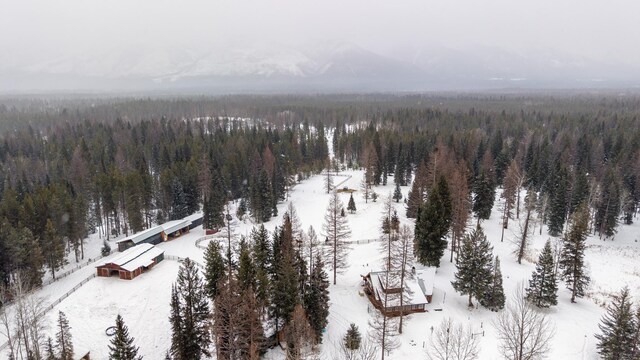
(514, 189, 536, 264)
(393, 225, 414, 334)
(322, 191, 351, 285)
(284, 305, 317, 360)
(360, 176, 371, 203)
(0, 284, 16, 359)
(426, 318, 480, 360)
(368, 310, 399, 360)
(494, 286, 555, 360)
(339, 337, 379, 360)
(304, 225, 320, 275)
(502, 159, 523, 242)
(3, 273, 48, 360)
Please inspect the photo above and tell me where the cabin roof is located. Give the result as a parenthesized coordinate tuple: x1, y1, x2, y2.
(367, 267, 436, 306)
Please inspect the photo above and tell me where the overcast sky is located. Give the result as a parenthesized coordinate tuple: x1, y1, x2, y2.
(2, 0, 640, 69)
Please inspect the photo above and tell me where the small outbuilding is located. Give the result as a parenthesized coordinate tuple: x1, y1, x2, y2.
(97, 243, 164, 280)
(362, 267, 436, 316)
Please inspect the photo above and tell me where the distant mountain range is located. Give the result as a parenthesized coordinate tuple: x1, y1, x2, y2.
(2, 41, 639, 93)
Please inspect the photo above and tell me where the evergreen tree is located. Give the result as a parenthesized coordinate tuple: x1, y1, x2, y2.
(236, 198, 247, 219)
(472, 171, 495, 221)
(270, 219, 300, 333)
(406, 160, 428, 218)
(414, 177, 452, 267)
(251, 224, 271, 310)
(546, 165, 569, 237)
(45, 337, 56, 360)
(343, 323, 362, 350)
(203, 171, 225, 230)
(526, 240, 558, 308)
(393, 182, 402, 203)
(203, 240, 225, 300)
(251, 169, 274, 223)
(324, 163, 334, 194)
(55, 311, 74, 360)
(570, 171, 590, 215)
(559, 203, 590, 303)
(43, 219, 66, 280)
(347, 193, 356, 214)
(452, 227, 494, 307)
(480, 256, 505, 311)
(169, 258, 212, 359)
(304, 254, 330, 343)
(169, 178, 189, 220)
(596, 170, 621, 238)
(108, 314, 142, 360)
(595, 287, 636, 360)
(169, 286, 184, 359)
(237, 238, 256, 291)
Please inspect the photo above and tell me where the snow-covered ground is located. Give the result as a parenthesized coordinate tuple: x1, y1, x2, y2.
(3, 169, 640, 359)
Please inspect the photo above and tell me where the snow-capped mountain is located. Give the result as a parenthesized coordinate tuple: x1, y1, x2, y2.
(2, 41, 639, 92)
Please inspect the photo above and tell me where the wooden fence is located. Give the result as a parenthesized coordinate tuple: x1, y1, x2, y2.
(42, 249, 113, 287)
(0, 273, 97, 352)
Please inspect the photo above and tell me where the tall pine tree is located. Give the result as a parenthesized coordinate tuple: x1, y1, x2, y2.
(304, 255, 330, 343)
(203, 171, 225, 230)
(452, 227, 494, 307)
(108, 315, 142, 360)
(55, 311, 74, 360)
(480, 256, 505, 311)
(546, 164, 569, 237)
(406, 160, 428, 218)
(270, 217, 300, 333)
(169, 258, 212, 359)
(560, 203, 590, 303)
(393, 183, 402, 203)
(414, 176, 452, 267)
(203, 240, 225, 300)
(472, 171, 495, 222)
(595, 287, 637, 360)
(526, 240, 558, 308)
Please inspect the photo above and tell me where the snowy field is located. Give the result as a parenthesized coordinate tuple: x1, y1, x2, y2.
(3, 169, 640, 359)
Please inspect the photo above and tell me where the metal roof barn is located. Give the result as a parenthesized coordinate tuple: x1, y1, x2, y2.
(96, 243, 164, 280)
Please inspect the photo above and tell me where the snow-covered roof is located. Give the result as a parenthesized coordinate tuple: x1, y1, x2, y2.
(161, 219, 190, 235)
(116, 225, 164, 244)
(416, 267, 436, 296)
(184, 212, 203, 224)
(99, 243, 164, 272)
(367, 267, 436, 306)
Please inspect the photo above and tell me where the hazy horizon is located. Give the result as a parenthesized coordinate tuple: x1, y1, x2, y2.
(2, 0, 640, 93)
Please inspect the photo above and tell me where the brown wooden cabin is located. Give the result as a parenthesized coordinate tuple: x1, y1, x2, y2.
(362, 268, 435, 317)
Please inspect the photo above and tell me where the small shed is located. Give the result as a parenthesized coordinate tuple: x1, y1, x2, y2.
(97, 243, 164, 280)
(116, 225, 164, 252)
